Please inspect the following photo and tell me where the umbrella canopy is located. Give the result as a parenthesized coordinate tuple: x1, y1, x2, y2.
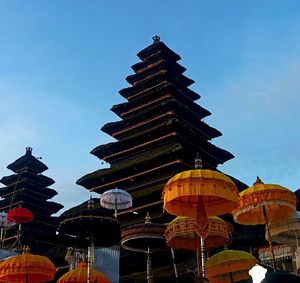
(267, 211, 300, 246)
(206, 249, 258, 283)
(100, 188, 132, 218)
(164, 216, 231, 251)
(7, 208, 34, 224)
(57, 261, 110, 283)
(59, 198, 120, 247)
(163, 169, 239, 218)
(121, 218, 166, 253)
(0, 246, 56, 283)
(232, 177, 296, 225)
(232, 177, 296, 272)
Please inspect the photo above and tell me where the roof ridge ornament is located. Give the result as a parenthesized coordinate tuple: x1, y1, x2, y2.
(26, 147, 32, 155)
(152, 35, 160, 45)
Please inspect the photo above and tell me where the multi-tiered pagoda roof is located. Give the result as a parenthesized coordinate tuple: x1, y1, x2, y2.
(76, 37, 253, 282)
(0, 147, 63, 254)
(77, 37, 236, 220)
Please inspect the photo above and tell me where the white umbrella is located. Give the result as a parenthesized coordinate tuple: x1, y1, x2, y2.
(100, 188, 132, 218)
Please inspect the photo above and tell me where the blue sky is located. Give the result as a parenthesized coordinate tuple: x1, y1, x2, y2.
(0, 1, 300, 213)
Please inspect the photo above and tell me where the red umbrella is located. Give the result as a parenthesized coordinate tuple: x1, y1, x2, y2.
(7, 208, 33, 224)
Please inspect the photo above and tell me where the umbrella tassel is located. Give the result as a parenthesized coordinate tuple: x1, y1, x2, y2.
(170, 248, 179, 282)
(262, 205, 276, 272)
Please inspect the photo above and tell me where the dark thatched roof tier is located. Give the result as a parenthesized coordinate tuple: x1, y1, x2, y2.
(0, 172, 55, 187)
(137, 40, 181, 61)
(7, 147, 48, 174)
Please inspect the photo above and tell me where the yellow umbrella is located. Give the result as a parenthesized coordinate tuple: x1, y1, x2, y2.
(164, 216, 231, 251)
(0, 246, 56, 283)
(232, 177, 297, 271)
(206, 249, 258, 283)
(163, 160, 239, 279)
(57, 261, 110, 283)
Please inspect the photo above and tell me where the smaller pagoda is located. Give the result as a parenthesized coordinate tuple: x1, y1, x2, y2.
(0, 147, 63, 254)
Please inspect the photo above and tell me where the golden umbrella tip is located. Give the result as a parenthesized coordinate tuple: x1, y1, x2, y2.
(254, 176, 264, 185)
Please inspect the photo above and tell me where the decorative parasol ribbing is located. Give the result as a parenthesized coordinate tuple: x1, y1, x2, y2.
(163, 158, 239, 279)
(57, 261, 110, 283)
(121, 213, 166, 283)
(164, 216, 231, 251)
(100, 188, 132, 218)
(206, 249, 258, 283)
(232, 177, 296, 271)
(0, 246, 56, 283)
(267, 211, 300, 247)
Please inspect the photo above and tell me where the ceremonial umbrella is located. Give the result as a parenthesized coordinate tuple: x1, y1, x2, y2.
(0, 246, 56, 283)
(7, 208, 34, 224)
(267, 211, 300, 247)
(100, 188, 132, 218)
(206, 249, 258, 283)
(6, 207, 34, 251)
(59, 198, 120, 283)
(164, 216, 231, 251)
(163, 160, 239, 278)
(121, 213, 166, 283)
(57, 261, 110, 283)
(232, 177, 296, 271)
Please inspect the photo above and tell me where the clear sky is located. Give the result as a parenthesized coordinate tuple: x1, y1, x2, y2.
(0, 1, 300, 214)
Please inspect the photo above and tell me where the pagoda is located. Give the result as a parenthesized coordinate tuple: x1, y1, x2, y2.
(0, 147, 63, 254)
(76, 37, 255, 281)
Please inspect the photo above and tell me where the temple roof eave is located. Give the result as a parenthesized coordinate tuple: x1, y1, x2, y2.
(7, 147, 48, 174)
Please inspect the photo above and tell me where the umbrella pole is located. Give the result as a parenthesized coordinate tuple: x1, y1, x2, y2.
(87, 245, 91, 283)
(196, 236, 201, 279)
(170, 248, 179, 282)
(296, 231, 299, 249)
(115, 197, 118, 219)
(146, 246, 153, 283)
(262, 205, 276, 272)
(200, 237, 206, 280)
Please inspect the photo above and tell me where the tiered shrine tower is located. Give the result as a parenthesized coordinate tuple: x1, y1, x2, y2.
(76, 37, 248, 281)
(0, 147, 63, 254)
(77, 36, 235, 221)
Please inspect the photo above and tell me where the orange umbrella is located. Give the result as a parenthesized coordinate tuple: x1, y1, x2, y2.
(206, 249, 258, 283)
(0, 246, 56, 283)
(163, 164, 239, 279)
(232, 177, 296, 271)
(57, 261, 110, 283)
(164, 216, 231, 251)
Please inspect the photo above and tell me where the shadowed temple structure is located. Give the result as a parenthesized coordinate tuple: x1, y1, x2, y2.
(76, 37, 261, 282)
(0, 147, 63, 255)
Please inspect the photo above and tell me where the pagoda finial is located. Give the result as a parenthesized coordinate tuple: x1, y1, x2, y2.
(254, 176, 264, 185)
(152, 35, 160, 45)
(25, 147, 32, 155)
(195, 153, 202, 169)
